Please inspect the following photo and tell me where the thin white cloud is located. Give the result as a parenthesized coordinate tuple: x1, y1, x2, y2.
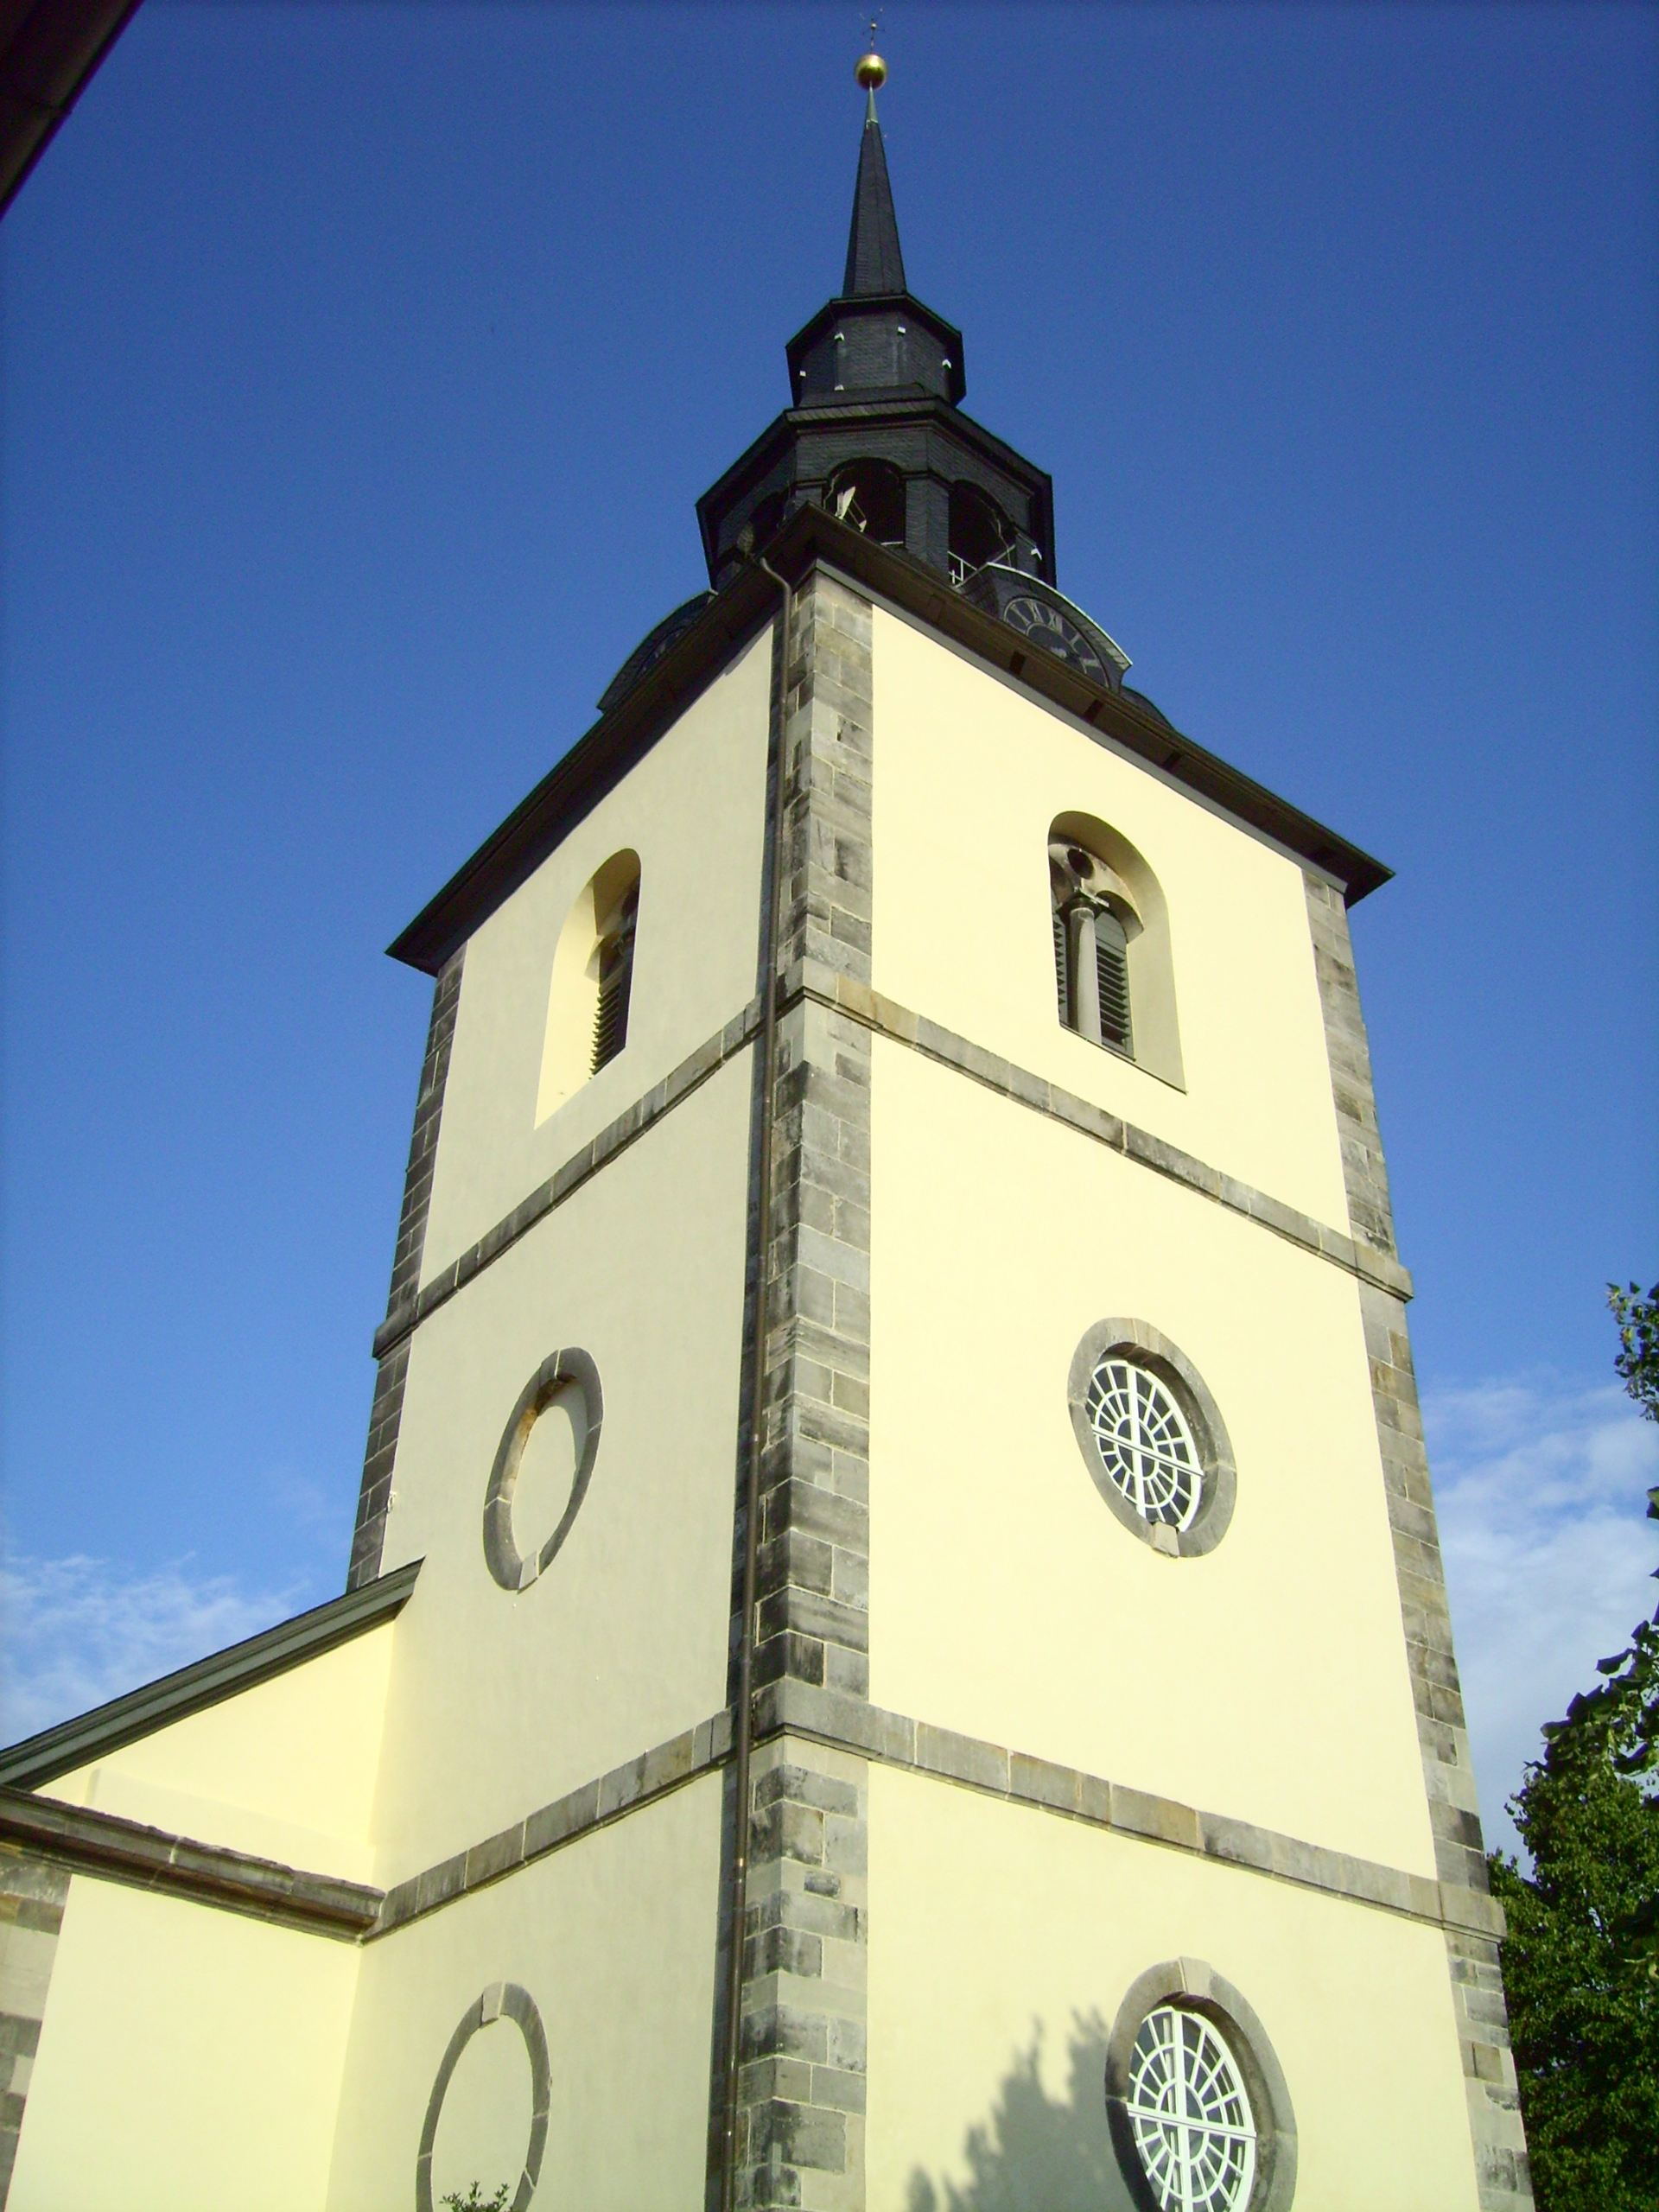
(1427, 1376, 1659, 1862)
(0, 1553, 310, 1748)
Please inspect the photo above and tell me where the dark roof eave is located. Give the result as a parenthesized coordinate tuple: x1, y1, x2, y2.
(389, 507, 1389, 976)
(1, 0, 146, 218)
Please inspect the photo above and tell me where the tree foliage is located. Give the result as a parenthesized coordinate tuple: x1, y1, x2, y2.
(1491, 1671, 1659, 2207)
(1487, 1279, 1659, 2209)
(1609, 1281, 1659, 1427)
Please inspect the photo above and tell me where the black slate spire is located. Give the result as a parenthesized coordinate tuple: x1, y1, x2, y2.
(842, 91, 906, 297)
(695, 52, 1055, 592)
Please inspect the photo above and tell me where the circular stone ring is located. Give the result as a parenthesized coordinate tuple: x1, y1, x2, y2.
(415, 1980, 551, 2212)
(481, 1349, 603, 1593)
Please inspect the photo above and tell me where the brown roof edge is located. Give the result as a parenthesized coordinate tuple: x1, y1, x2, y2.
(0, 1786, 384, 1939)
(389, 508, 1389, 976)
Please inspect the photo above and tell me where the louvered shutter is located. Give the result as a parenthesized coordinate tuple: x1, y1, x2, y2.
(591, 896, 638, 1075)
(1094, 906, 1132, 1055)
(1052, 904, 1071, 1025)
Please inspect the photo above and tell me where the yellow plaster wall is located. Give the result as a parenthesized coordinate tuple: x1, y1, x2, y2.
(326, 1771, 722, 2211)
(369, 1051, 749, 1882)
(40, 1624, 394, 1881)
(9, 1875, 358, 2212)
(422, 626, 772, 1283)
(869, 607, 1351, 1233)
(869, 1037, 1433, 1876)
(868, 1764, 1478, 2212)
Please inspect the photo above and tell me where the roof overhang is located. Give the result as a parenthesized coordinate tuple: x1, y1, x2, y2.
(389, 505, 1389, 976)
(1, 0, 145, 217)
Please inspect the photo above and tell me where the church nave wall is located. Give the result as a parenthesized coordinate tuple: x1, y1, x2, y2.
(5, 1875, 358, 2212)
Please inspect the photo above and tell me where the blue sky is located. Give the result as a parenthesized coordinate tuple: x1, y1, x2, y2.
(2, 2, 1655, 1854)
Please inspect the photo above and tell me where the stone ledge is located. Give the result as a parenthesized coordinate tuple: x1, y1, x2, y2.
(753, 1678, 1491, 1939)
(781, 962, 1414, 1304)
(371, 1708, 734, 1940)
(372, 994, 765, 1360)
(368, 952, 1414, 1378)
(366, 1688, 1503, 1948)
(0, 1788, 382, 1942)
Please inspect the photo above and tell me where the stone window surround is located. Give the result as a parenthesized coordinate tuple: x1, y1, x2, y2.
(415, 1980, 550, 2212)
(1068, 1318, 1237, 1559)
(481, 1350, 604, 1594)
(1106, 1956, 1297, 2212)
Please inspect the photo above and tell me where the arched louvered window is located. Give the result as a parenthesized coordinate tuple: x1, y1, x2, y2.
(537, 850, 642, 1123)
(1051, 836, 1135, 1060)
(591, 884, 638, 1076)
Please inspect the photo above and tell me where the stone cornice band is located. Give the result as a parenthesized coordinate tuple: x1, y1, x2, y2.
(371, 1688, 1500, 1944)
(371, 997, 767, 1363)
(794, 963, 1412, 1301)
(5, 1692, 1499, 1950)
(0, 1787, 383, 1942)
(372, 974, 1410, 1369)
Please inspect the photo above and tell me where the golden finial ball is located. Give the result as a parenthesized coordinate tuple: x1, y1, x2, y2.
(855, 51, 887, 91)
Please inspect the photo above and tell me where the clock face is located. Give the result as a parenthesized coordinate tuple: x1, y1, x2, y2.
(1002, 594, 1109, 683)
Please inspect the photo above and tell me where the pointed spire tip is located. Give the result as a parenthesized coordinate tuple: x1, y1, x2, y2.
(843, 45, 905, 296)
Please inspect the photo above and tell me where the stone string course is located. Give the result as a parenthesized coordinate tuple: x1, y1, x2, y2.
(0, 1790, 380, 1942)
(372, 1712, 734, 1940)
(346, 960, 766, 1595)
(346, 953, 1411, 1441)
(371, 994, 766, 1370)
(789, 959, 1412, 1304)
(0, 1853, 67, 2209)
(369, 1689, 1503, 1949)
(1304, 874, 1532, 2211)
(348, 946, 465, 1591)
(0, 1687, 1505, 1986)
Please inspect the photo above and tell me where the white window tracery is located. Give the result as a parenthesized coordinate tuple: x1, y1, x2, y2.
(1126, 2005, 1257, 2212)
(1085, 1358, 1202, 1531)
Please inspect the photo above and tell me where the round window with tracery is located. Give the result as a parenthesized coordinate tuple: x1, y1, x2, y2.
(1087, 1358, 1201, 1530)
(1127, 2005, 1257, 2212)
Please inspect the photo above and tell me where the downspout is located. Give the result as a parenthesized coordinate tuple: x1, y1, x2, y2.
(719, 550, 794, 2212)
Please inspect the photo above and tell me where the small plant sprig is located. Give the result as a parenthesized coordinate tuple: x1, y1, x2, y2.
(440, 2186, 509, 2212)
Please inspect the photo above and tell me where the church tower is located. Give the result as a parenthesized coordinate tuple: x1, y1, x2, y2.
(0, 57, 1529, 2212)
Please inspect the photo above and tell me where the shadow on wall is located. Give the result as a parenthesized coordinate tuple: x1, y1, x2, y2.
(904, 2013, 1137, 2212)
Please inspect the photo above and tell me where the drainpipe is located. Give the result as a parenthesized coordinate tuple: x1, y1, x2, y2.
(718, 550, 794, 2212)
